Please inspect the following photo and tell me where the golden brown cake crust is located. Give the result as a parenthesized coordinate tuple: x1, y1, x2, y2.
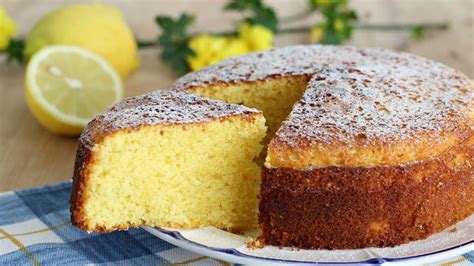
(70, 133, 93, 231)
(70, 89, 263, 232)
(259, 140, 474, 249)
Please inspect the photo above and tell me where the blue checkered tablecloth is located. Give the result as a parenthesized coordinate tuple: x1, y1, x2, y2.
(0, 181, 472, 265)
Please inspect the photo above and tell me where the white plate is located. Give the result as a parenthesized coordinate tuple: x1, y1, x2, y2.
(143, 215, 473, 265)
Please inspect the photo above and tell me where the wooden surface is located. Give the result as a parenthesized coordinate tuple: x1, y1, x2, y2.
(0, 0, 473, 192)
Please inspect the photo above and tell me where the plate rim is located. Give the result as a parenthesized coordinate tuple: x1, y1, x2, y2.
(143, 226, 474, 265)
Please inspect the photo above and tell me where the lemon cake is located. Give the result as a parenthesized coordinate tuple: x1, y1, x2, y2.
(72, 45, 473, 249)
(71, 89, 266, 232)
(174, 45, 473, 248)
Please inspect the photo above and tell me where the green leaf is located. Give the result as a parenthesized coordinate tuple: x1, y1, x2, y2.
(156, 16, 175, 33)
(155, 13, 195, 75)
(170, 47, 195, 75)
(321, 28, 344, 44)
(308, 0, 317, 11)
(225, 0, 278, 32)
(248, 7, 277, 32)
(225, 0, 262, 11)
(156, 13, 194, 35)
(176, 13, 195, 32)
(5, 39, 25, 64)
(310, 0, 357, 45)
(224, 2, 243, 10)
(342, 9, 358, 20)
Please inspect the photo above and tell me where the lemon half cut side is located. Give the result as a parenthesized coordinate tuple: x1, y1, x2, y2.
(26, 45, 123, 136)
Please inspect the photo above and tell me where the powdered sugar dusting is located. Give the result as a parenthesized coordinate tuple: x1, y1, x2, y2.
(173, 45, 323, 88)
(277, 47, 472, 146)
(81, 45, 472, 149)
(175, 45, 473, 146)
(79, 90, 261, 148)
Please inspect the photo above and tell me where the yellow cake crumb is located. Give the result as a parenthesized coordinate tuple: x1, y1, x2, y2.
(81, 115, 266, 231)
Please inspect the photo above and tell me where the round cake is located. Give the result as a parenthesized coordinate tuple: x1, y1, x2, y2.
(175, 45, 474, 249)
(71, 45, 473, 249)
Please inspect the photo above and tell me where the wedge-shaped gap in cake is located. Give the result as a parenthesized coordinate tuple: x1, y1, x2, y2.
(185, 76, 311, 162)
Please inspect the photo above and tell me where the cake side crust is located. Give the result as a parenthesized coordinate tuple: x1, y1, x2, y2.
(259, 139, 474, 249)
(70, 134, 94, 231)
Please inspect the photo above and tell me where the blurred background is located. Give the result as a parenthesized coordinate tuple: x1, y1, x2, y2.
(0, 0, 473, 192)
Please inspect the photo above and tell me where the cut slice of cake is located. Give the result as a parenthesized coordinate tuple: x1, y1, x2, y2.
(70, 90, 266, 232)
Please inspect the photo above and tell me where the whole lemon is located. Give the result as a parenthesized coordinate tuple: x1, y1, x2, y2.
(24, 3, 139, 77)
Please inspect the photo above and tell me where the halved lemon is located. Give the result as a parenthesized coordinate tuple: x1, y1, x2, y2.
(25, 45, 123, 136)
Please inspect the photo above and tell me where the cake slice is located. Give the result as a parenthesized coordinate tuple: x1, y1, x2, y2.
(71, 90, 266, 232)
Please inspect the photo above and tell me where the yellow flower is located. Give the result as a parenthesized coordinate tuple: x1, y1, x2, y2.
(334, 19, 345, 32)
(0, 7, 16, 50)
(187, 34, 249, 71)
(186, 23, 273, 71)
(218, 38, 248, 62)
(309, 26, 324, 43)
(239, 22, 273, 51)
